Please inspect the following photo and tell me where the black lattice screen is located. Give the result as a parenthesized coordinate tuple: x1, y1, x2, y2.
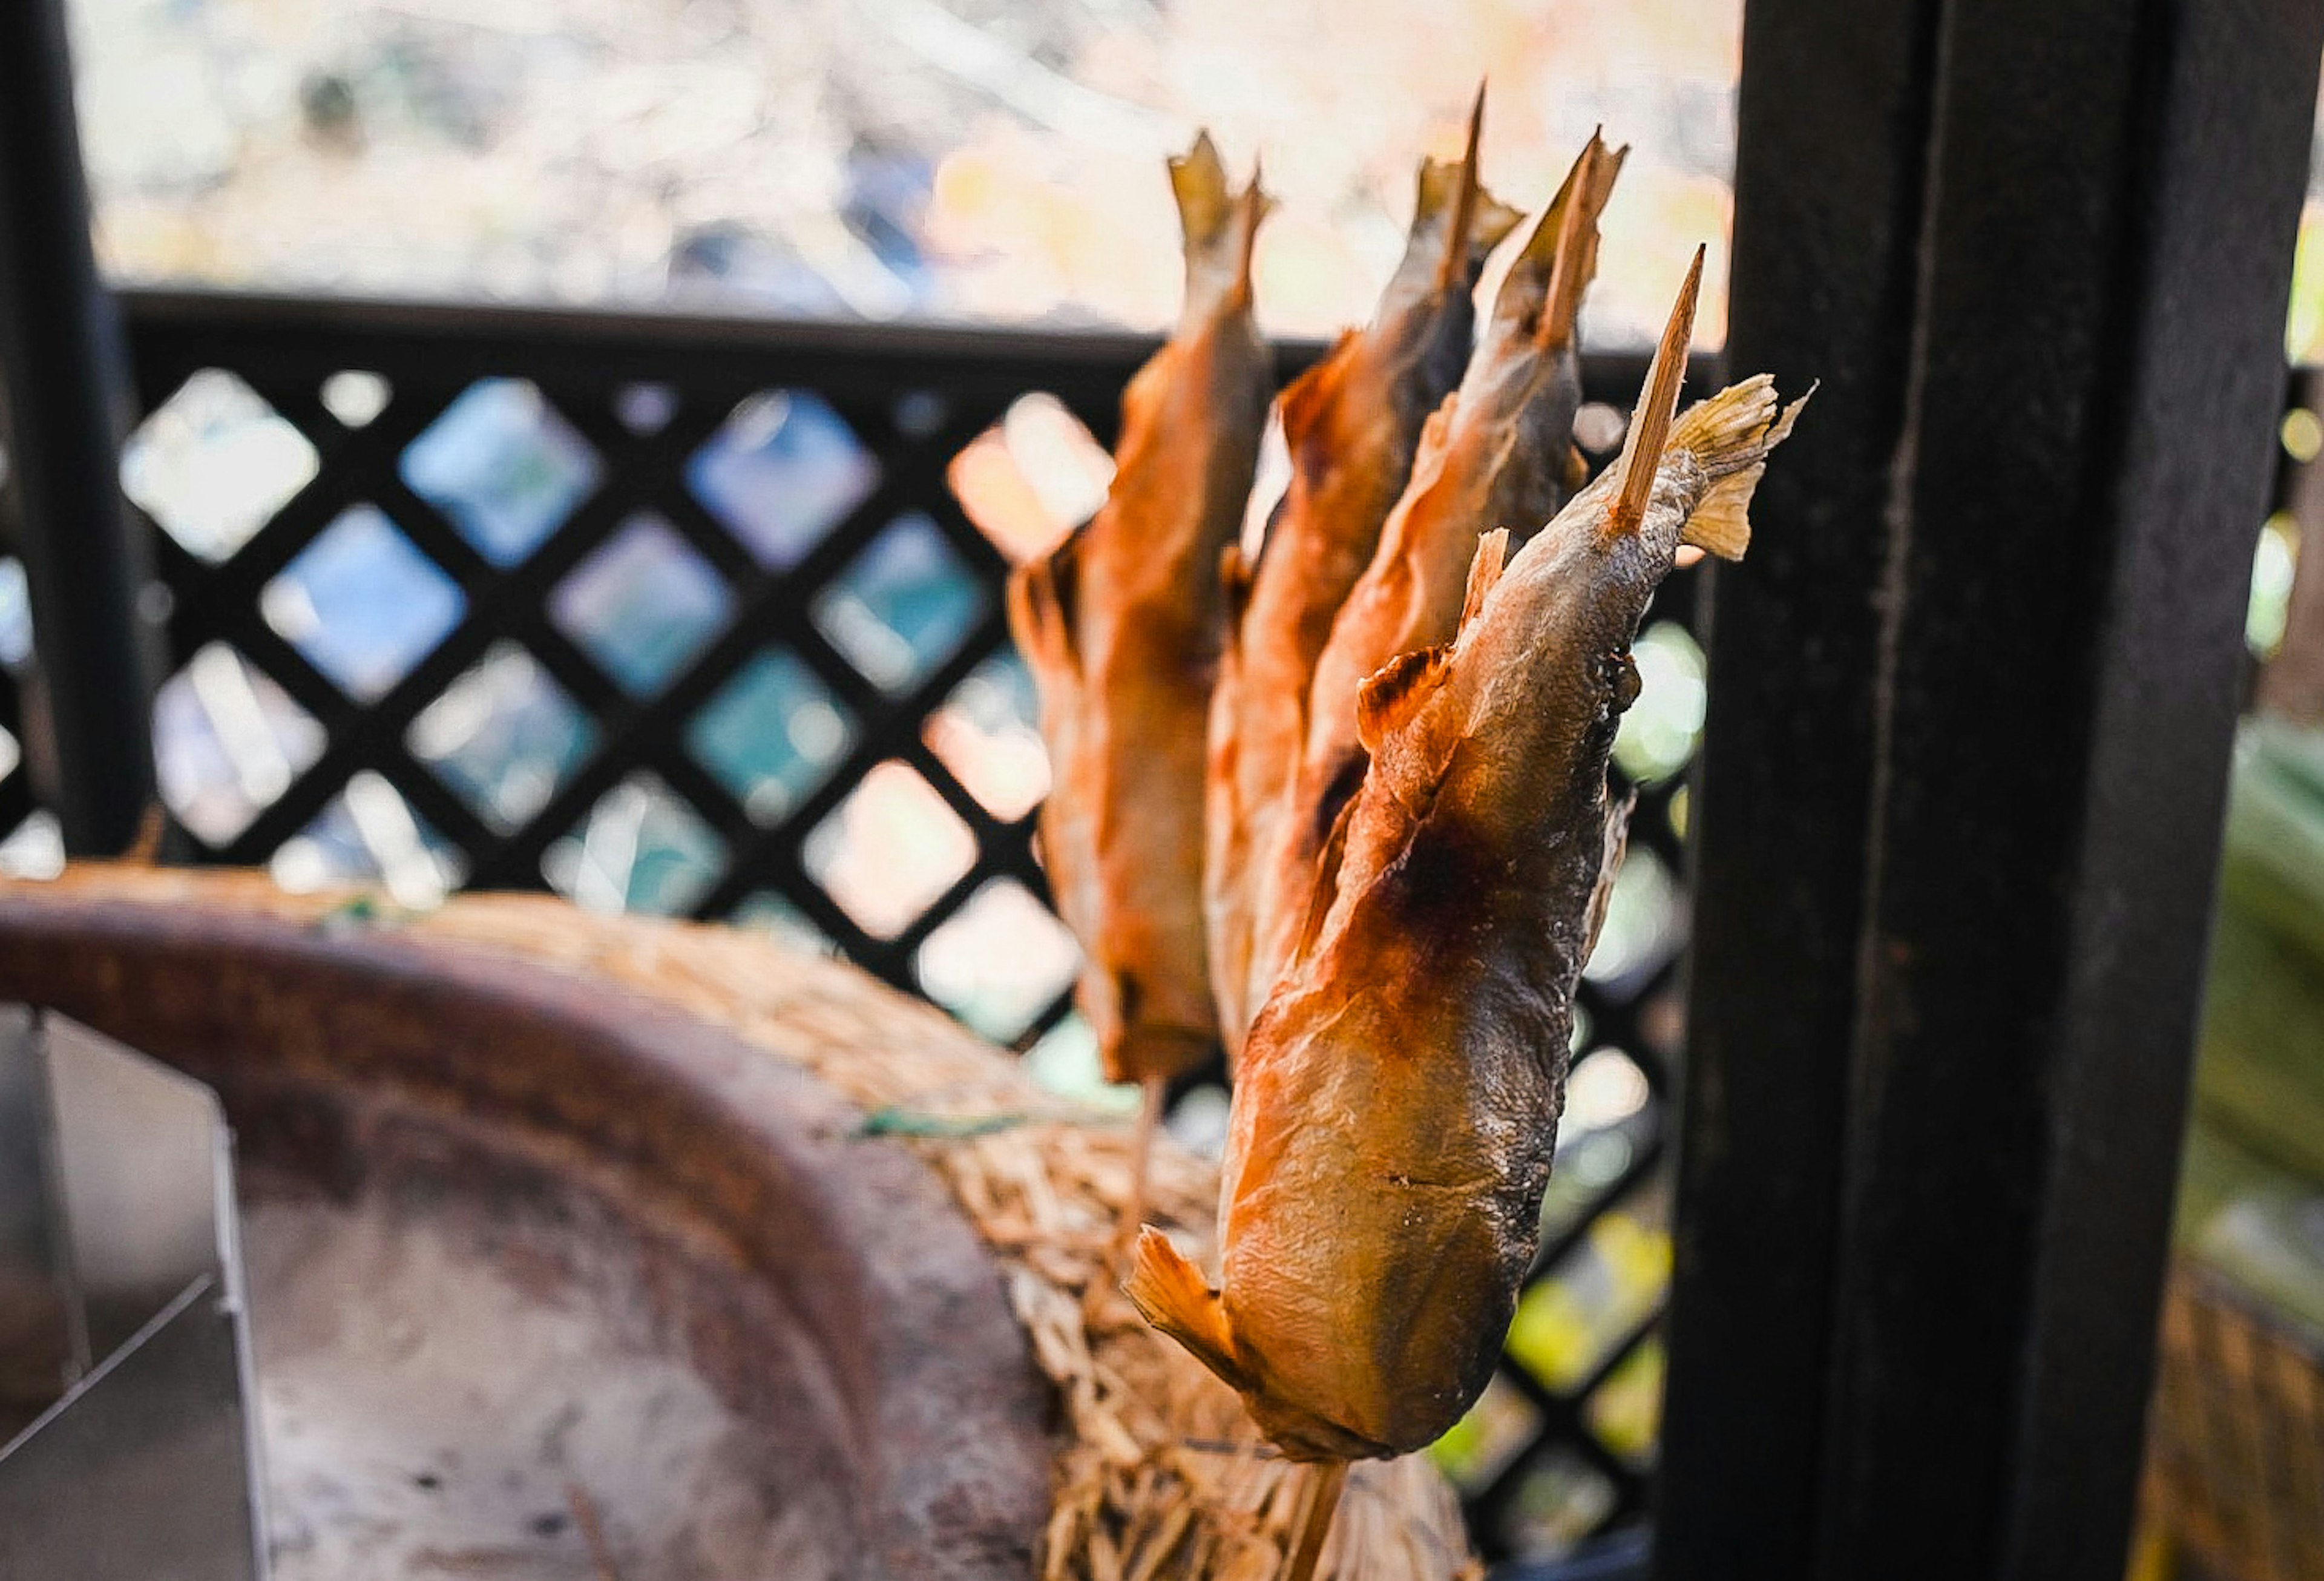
(0, 289, 1709, 1563)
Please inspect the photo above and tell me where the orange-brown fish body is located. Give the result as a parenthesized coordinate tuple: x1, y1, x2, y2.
(1204, 123, 1522, 1054)
(1131, 269, 1806, 1460)
(1008, 134, 1271, 1084)
(1298, 134, 1624, 790)
(1238, 136, 1626, 1024)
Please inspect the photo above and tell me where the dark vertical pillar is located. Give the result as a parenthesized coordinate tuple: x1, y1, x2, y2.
(1655, 1, 1945, 1574)
(1661, 3, 2323, 1580)
(0, 0, 159, 854)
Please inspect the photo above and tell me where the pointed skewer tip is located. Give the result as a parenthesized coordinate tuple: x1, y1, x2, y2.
(1437, 88, 1489, 289)
(1534, 136, 1602, 348)
(1609, 245, 1707, 531)
(1234, 165, 1267, 300)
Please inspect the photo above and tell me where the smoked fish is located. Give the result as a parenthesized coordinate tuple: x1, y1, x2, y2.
(1006, 134, 1273, 1085)
(1204, 94, 1523, 1056)
(1238, 132, 1626, 1025)
(1129, 254, 1808, 1461)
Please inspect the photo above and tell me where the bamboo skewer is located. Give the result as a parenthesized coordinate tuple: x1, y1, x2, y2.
(1119, 1073, 1167, 1250)
(1284, 1462, 1349, 1581)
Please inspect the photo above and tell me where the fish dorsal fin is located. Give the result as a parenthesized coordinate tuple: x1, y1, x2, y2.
(1290, 786, 1361, 971)
(1388, 389, 1462, 509)
(1417, 389, 1461, 455)
(1356, 643, 1452, 757)
(1458, 528, 1509, 631)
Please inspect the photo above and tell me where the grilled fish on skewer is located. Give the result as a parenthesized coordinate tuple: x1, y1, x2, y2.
(1129, 253, 1809, 1461)
(1006, 132, 1272, 1093)
(1204, 91, 1523, 1057)
(1239, 131, 1626, 1028)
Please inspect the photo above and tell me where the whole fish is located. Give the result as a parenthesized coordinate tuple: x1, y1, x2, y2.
(1240, 131, 1626, 1027)
(1129, 254, 1808, 1461)
(1006, 133, 1272, 1085)
(1204, 93, 1523, 1057)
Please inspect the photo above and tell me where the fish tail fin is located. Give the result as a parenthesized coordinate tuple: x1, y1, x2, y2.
(1408, 163, 1523, 305)
(1169, 130, 1234, 255)
(1606, 245, 1705, 537)
(1666, 375, 1816, 561)
(1480, 130, 1623, 349)
(1170, 133, 1271, 318)
(1125, 1228, 1250, 1391)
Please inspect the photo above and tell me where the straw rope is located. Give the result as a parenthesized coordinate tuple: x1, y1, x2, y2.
(25, 867, 1478, 1581)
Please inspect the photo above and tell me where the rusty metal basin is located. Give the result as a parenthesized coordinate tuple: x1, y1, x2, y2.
(0, 889, 1052, 1580)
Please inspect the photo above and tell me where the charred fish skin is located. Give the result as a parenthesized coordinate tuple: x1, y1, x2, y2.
(1204, 94, 1523, 1056)
(1131, 257, 1808, 1464)
(1241, 133, 1627, 1032)
(1006, 131, 1272, 1086)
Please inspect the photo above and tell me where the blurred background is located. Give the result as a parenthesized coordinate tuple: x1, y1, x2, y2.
(7, 2, 2324, 1569)
(67, 0, 1739, 344)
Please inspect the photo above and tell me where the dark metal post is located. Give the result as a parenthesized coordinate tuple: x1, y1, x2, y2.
(0, 0, 160, 853)
(1661, 3, 2323, 1580)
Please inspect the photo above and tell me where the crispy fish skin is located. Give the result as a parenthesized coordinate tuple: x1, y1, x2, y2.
(1204, 107, 1523, 1056)
(1007, 133, 1272, 1085)
(1238, 134, 1626, 1027)
(1131, 264, 1807, 1461)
